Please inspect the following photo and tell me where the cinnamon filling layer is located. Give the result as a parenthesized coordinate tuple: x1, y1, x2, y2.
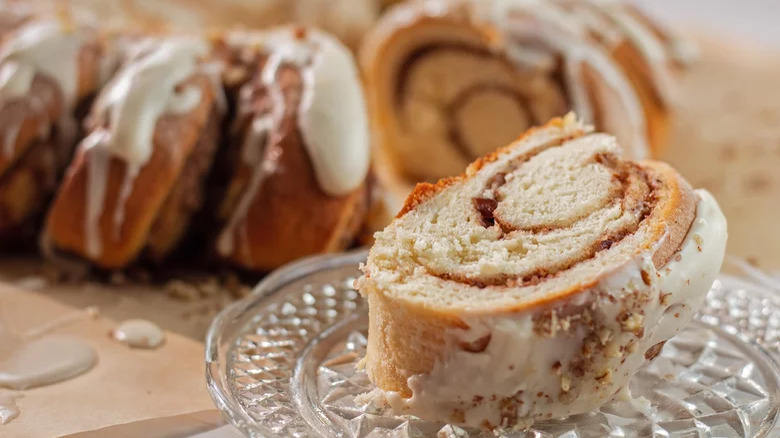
(429, 137, 660, 289)
(394, 44, 561, 164)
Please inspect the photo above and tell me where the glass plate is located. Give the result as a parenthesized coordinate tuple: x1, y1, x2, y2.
(205, 250, 780, 438)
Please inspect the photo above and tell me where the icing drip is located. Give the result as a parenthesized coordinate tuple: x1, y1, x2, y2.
(216, 115, 275, 258)
(84, 135, 110, 259)
(82, 37, 208, 259)
(298, 33, 370, 196)
(0, 20, 85, 158)
(562, 40, 649, 159)
(112, 164, 140, 241)
(112, 319, 165, 349)
(0, 394, 20, 425)
(90, 37, 208, 165)
(472, 0, 685, 157)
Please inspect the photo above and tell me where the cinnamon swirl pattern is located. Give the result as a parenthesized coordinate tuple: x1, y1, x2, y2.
(362, 0, 691, 197)
(357, 115, 727, 427)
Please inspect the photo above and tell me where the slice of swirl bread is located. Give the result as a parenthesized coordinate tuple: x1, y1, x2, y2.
(356, 114, 727, 428)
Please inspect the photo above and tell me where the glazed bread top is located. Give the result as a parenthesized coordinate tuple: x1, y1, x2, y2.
(45, 36, 221, 268)
(213, 28, 371, 265)
(219, 28, 370, 198)
(0, 17, 111, 174)
(363, 114, 698, 313)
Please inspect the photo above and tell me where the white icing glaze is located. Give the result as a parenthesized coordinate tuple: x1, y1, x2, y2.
(0, 19, 86, 158)
(81, 37, 209, 258)
(89, 37, 208, 165)
(298, 33, 370, 196)
(0, 394, 20, 425)
(216, 30, 297, 258)
(0, 334, 97, 390)
(112, 163, 140, 241)
(375, 190, 727, 426)
(113, 319, 165, 349)
(0, 19, 84, 106)
(83, 135, 110, 258)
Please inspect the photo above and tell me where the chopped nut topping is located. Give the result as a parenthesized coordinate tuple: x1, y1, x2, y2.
(595, 369, 612, 384)
(619, 312, 644, 333)
(459, 334, 491, 353)
(644, 341, 666, 361)
(597, 328, 613, 345)
(640, 269, 652, 286)
(560, 375, 571, 392)
(605, 343, 622, 358)
(165, 279, 200, 301)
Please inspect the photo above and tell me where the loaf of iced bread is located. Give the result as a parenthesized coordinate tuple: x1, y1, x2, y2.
(357, 114, 727, 427)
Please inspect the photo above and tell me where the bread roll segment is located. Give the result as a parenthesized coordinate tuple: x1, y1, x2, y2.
(214, 28, 371, 271)
(0, 18, 112, 237)
(44, 37, 222, 268)
(357, 115, 727, 427)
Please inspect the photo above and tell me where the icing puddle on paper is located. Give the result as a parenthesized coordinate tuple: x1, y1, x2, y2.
(113, 319, 165, 349)
(0, 335, 97, 390)
(0, 304, 99, 425)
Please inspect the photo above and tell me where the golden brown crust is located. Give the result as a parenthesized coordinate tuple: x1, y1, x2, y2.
(396, 178, 461, 219)
(642, 160, 697, 268)
(610, 41, 671, 154)
(45, 74, 217, 269)
(364, 287, 468, 398)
